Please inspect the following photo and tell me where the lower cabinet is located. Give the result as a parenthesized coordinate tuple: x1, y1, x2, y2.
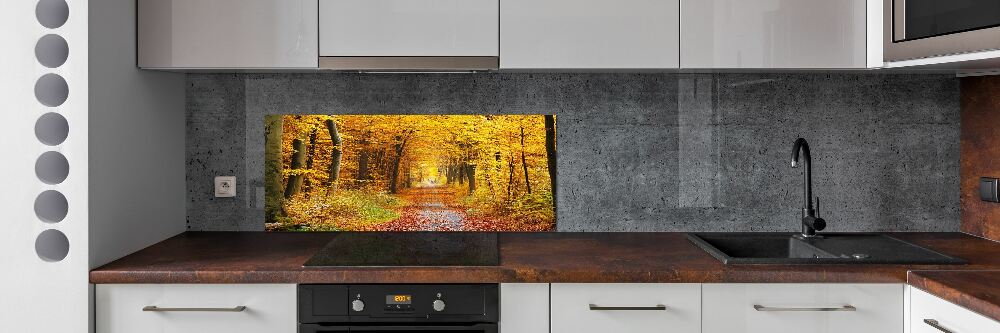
(95, 284, 296, 333)
(551, 283, 702, 333)
(96, 282, 999, 333)
(910, 287, 1000, 333)
(702, 284, 903, 333)
(500, 283, 549, 333)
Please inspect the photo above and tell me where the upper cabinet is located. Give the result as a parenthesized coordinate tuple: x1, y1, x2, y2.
(136, 0, 888, 70)
(137, 0, 318, 69)
(319, 0, 500, 70)
(681, 0, 879, 69)
(500, 0, 680, 69)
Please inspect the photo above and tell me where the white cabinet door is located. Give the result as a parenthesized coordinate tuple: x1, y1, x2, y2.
(551, 283, 701, 333)
(702, 283, 903, 333)
(96, 284, 297, 333)
(910, 287, 1000, 333)
(500, 283, 549, 333)
(138, 0, 318, 69)
(681, 0, 869, 68)
(319, 0, 499, 57)
(501, 0, 680, 69)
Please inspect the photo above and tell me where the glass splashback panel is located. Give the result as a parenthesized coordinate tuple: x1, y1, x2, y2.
(264, 115, 556, 232)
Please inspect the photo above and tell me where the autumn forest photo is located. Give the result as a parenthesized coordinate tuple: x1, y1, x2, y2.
(264, 115, 557, 232)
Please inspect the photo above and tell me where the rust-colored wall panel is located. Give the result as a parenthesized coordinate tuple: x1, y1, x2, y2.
(961, 76, 1000, 241)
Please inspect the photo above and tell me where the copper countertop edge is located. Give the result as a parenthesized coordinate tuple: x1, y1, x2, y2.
(907, 270, 1000, 322)
(91, 232, 1000, 286)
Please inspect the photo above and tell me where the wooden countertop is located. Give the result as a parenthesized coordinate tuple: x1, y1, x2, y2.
(908, 270, 1000, 322)
(90, 232, 1000, 284)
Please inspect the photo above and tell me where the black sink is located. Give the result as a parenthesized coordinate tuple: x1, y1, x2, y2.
(687, 233, 965, 265)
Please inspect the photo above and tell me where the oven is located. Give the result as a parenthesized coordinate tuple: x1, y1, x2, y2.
(885, 0, 1000, 61)
(299, 284, 499, 333)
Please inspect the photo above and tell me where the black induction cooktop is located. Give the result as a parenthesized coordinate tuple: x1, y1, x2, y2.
(303, 232, 500, 267)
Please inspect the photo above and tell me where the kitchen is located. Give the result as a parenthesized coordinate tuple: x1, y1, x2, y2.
(3, 0, 1000, 332)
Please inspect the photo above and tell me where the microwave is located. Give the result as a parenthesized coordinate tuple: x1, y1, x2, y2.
(885, 0, 1000, 62)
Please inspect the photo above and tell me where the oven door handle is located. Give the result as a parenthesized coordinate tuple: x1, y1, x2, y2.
(300, 323, 497, 332)
(349, 324, 496, 331)
(300, 327, 349, 332)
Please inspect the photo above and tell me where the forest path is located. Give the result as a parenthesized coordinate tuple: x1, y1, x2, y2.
(376, 186, 469, 231)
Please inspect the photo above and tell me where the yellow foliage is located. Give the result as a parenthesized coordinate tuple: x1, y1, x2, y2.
(268, 190, 405, 231)
(266, 115, 556, 231)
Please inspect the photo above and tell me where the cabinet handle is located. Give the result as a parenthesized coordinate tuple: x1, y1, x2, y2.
(142, 306, 247, 312)
(753, 305, 856, 312)
(588, 304, 667, 311)
(923, 319, 954, 333)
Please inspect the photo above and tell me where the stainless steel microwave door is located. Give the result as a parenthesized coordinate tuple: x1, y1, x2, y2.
(885, 0, 1000, 61)
(897, 0, 1000, 42)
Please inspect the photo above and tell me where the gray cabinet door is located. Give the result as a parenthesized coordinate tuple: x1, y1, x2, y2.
(138, 0, 318, 69)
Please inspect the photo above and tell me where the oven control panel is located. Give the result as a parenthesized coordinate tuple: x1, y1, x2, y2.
(384, 294, 414, 311)
(350, 285, 470, 316)
(298, 284, 498, 323)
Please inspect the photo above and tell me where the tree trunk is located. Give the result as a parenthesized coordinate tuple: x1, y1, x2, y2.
(465, 163, 477, 195)
(324, 119, 343, 193)
(507, 156, 515, 200)
(264, 116, 284, 222)
(446, 162, 454, 185)
(544, 115, 557, 199)
(485, 171, 494, 195)
(373, 148, 387, 179)
(458, 161, 465, 185)
(284, 139, 307, 198)
(303, 128, 318, 194)
(405, 160, 413, 189)
(388, 134, 409, 194)
(520, 126, 532, 194)
(357, 140, 370, 182)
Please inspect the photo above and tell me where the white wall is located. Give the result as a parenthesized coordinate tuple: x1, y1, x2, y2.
(1, 0, 184, 331)
(0, 0, 90, 331)
(88, 0, 186, 269)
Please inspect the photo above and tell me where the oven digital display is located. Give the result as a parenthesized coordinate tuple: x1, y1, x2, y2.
(386, 295, 412, 305)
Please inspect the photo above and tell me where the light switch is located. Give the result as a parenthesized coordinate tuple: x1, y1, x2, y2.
(980, 177, 999, 203)
(215, 176, 236, 198)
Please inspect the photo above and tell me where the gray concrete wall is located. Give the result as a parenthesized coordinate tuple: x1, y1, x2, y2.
(186, 73, 960, 232)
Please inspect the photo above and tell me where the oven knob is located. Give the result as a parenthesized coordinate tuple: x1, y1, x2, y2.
(351, 299, 365, 312)
(432, 299, 446, 312)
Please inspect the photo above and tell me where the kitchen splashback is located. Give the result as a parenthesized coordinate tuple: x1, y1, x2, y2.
(186, 73, 960, 232)
(264, 114, 556, 232)
(960, 76, 1000, 242)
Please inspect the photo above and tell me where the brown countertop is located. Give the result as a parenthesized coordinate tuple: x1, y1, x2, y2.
(90, 232, 1000, 285)
(908, 270, 1000, 322)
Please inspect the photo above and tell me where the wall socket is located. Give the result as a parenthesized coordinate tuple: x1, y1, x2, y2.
(215, 176, 236, 198)
(980, 177, 999, 203)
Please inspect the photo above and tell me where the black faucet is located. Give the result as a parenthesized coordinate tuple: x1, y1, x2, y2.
(791, 138, 826, 237)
